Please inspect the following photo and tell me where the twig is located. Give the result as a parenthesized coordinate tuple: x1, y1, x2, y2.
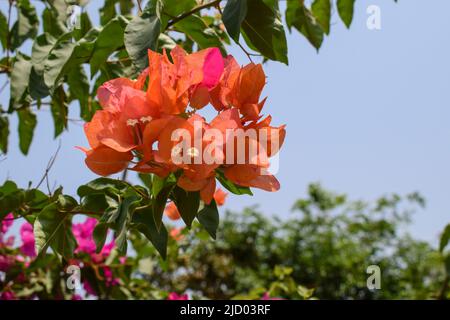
(216, 4, 255, 63)
(0, 80, 9, 94)
(35, 141, 61, 193)
(166, 0, 221, 29)
(136, 0, 142, 14)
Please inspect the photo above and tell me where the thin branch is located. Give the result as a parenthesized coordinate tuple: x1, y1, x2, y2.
(166, 0, 221, 29)
(136, 0, 142, 14)
(35, 141, 61, 192)
(216, 4, 255, 63)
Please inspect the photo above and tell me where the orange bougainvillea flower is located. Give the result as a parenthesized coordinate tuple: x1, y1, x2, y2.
(146, 46, 224, 115)
(213, 188, 228, 206)
(169, 227, 184, 241)
(80, 45, 286, 208)
(164, 202, 181, 221)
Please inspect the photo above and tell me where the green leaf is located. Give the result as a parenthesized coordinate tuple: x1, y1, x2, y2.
(337, 0, 356, 28)
(113, 191, 141, 255)
(80, 193, 115, 213)
(57, 195, 78, 211)
(241, 0, 288, 64)
(0, 11, 7, 50)
(124, 4, 161, 70)
(11, 52, 32, 104)
(216, 170, 253, 196)
(171, 186, 200, 228)
(93, 221, 109, 253)
(0, 181, 24, 220)
(50, 87, 68, 137)
(29, 33, 56, 99)
(77, 177, 128, 197)
(90, 16, 128, 76)
(73, 12, 92, 41)
(17, 108, 37, 155)
(10, 0, 39, 50)
(44, 29, 98, 91)
(42, 5, 68, 38)
(222, 0, 248, 42)
(34, 203, 77, 258)
(153, 183, 175, 230)
(174, 15, 224, 52)
(439, 224, 450, 252)
(67, 64, 93, 121)
(0, 116, 9, 154)
(133, 205, 168, 259)
(286, 2, 324, 50)
(197, 200, 219, 239)
(312, 0, 331, 35)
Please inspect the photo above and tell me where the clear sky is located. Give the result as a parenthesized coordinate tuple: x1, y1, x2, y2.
(1, 0, 449, 244)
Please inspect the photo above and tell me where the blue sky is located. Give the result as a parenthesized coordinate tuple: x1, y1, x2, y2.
(1, 0, 449, 244)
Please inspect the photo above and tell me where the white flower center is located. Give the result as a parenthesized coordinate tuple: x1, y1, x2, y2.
(140, 116, 152, 123)
(126, 119, 139, 126)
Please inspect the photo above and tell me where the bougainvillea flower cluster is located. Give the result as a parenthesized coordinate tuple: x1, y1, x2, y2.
(80, 46, 286, 204)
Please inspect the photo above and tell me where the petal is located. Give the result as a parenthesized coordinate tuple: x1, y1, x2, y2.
(164, 202, 181, 221)
(97, 78, 137, 111)
(177, 175, 208, 192)
(83, 146, 132, 176)
(202, 48, 224, 89)
(200, 177, 216, 205)
(213, 188, 228, 206)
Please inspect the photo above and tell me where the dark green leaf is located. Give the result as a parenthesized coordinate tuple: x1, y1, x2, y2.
(153, 183, 175, 230)
(44, 30, 98, 91)
(34, 203, 77, 258)
(67, 64, 93, 121)
(11, 0, 39, 50)
(93, 221, 109, 253)
(0, 116, 9, 154)
(11, 52, 32, 104)
(77, 177, 129, 197)
(286, 2, 324, 50)
(222, 0, 248, 42)
(439, 224, 450, 252)
(197, 200, 219, 239)
(337, 0, 356, 28)
(175, 15, 224, 52)
(80, 193, 115, 213)
(50, 86, 68, 137)
(90, 16, 128, 76)
(124, 4, 161, 70)
(241, 0, 288, 64)
(171, 186, 200, 228)
(0, 181, 24, 220)
(114, 191, 141, 255)
(133, 205, 168, 259)
(73, 12, 92, 40)
(17, 108, 37, 155)
(57, 195, 78, 211)
(312, 0, 331, 35)
(0, 11, 7, 50)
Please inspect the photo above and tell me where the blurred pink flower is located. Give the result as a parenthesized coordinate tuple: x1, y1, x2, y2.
(1, 213, 13, 233)
(20, 222, 36, 257)
(71, 294, 83, 300)
(261, 292, 283, 300)
(103, 267, 120, 287)
(72, 217, 115, 263)
(0, 291, 16, 300)
(0, 255, 14, 272)
(168, 292, 189, 300)
(0, 213, 14, 246)
(83, 280, 96, 296)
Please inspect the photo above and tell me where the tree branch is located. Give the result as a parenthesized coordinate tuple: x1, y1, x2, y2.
(166, 0, 221, 29)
